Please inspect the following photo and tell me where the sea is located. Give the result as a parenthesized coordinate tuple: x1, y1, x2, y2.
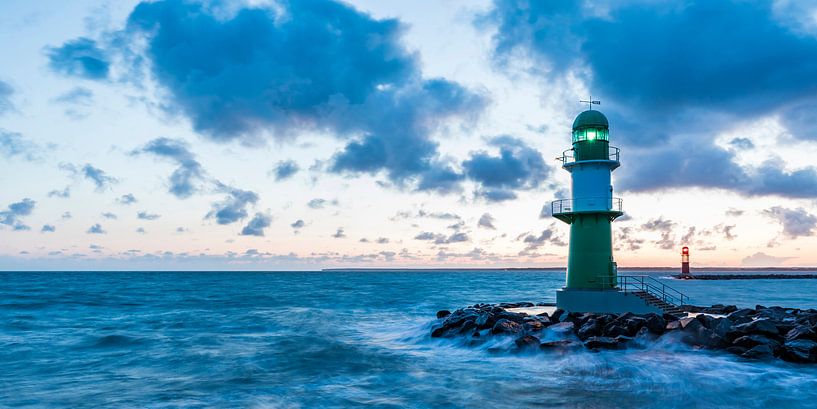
(1, 270, 816, 408)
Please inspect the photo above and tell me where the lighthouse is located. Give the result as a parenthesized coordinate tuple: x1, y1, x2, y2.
(551, 101, 675, 314)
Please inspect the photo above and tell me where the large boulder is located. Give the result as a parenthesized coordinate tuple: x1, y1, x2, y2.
(436, 310, 451, 319)
(742, 344, 774, 360)
(786, 325, 817, 342)
(584, 336, 625, 350)
(732, 334, 781, 350)
(491, 319, 524, 335)
(780, 339, 817, 363)
(549, 321, 575, 334)
(710, 317, 733, 339)
(514, 334, 540, 349)
(726, 308, 755, 325)
(643, 313, 666, 335)
(577, 319, 603, 341)
(733, 318, 780, 338)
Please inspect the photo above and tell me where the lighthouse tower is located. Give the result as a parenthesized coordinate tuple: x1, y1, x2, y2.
(551, 102, 664, 314)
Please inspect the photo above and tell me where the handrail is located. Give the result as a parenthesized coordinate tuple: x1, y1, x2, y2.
(610, 275, 689, 307)
(557, 146, 620, 164)
(552, 197, 623, 215)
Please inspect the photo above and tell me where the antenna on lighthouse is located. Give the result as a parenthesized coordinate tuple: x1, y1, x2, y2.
(579, 97, 601, 110)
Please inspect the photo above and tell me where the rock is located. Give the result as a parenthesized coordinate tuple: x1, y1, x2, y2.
(584, 336, 624, 350)
(549, 321, 575, 333)
(491, 319, 524, 335)
(694, 314, 714, 329)
(681, 326, 723, 349)
(742, 344, 774, 360)
(726, 308, 755, 324)
(786, 325, 817, 342)
(514, 334, 540, 349)
(436, 310, 451, 319)
(725, 346, 748, 356)
(550, 309, 566, 323)
(523, 318, 546, 332)
(679, 317, 704, 332)
(496, 311, 528, 324)
(577, 319, 602, 341)
(710, 317, 733, 339)
(734, 318, 780, 338)
(475, 312, 496, 330)
(780, 339, 817, 363)
(540, 340, 576, 349)
(604, 322, 631, 338)
(643, 313, 666, 334)
(732, 334, 780, 350)
(666, 320, 682, 331)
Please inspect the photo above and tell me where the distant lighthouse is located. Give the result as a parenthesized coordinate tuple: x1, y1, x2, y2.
(552, 101, 684, 314)
(681, 246, 690, 276)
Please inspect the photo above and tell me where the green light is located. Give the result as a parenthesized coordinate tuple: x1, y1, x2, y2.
(587, 129, 596, 140)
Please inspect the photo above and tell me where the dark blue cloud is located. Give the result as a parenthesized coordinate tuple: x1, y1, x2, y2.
(207, 184, 259, 225)
(240, 213, 272, 237)
(82, 164, 117, 190)
(46, 37, 110, 80)
(116, 0, 484, 190)
(87, 223, 106, 234)
(307, 198, 338, 209)
(763, 207, 816, 238)
(462, 136, 548, 202)
(272, 160, 299, 181)
(101, 212, 118, 220)
(118, 193, 137, 205)
(0, 130, 39, 161)
(47, 187, 70, 198)
(137, 137, 205, 198)
(414, 231, 470, 244)
(485, 0, 817, 197)
(0, 198, 35, 231)
(478, 213, 496, 229)
(0, 80, 14, 115)
(291, 219, 305, 230)
(137, 211, 160, 220)
(41, 224, 56, 233)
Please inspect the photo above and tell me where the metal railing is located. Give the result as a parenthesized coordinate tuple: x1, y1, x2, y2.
(551, 197, 623, 215)
(557, 146, 620, 164)
(601, 275, 688, 307)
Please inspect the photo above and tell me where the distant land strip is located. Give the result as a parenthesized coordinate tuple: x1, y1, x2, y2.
(678, 274, 817, 280)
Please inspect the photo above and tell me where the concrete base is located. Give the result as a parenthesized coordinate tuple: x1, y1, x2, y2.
(556, 288, 663, 314)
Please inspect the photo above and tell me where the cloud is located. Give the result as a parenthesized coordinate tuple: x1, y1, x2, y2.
(46, 37, 110, 80)
(106, 0, 484, 190)
(376, 237, 390, 244)
(484, 0, 817, 197)
(101, 212, 118, 220)
(291, 219, 305, 231)
(478, 213, 496, 229)
(725, 208, 744, 217)
(741, 252, 795, 267)
(641, 217, 676, 250)
(82, 164, 117, 190)
(136, 227, 146, 234)
(52, 87, 94, 118)
(41, 224, 56, 233)
(729, 137, 755, 150)
(0, 198, 35, 231)
(137, 211, 161, 220)
(520, 227, 566, 254)
(413, 231, 470, 244)
(207, 184, 259, 225)
(137, 137, 205, 199)
(332, 228, 346, 239)
(0, 80, 14, 115)
(118, 194, 137, 205)
(47, 187, 71, 198)
(271, 160, 299, 181)
(240, 213, 272, 237)
(0, 130, 39, 161)
(87, 223, 106, 234)
(462, 136, 548, 202)
(763, 206, 817, 238)
(307, 198, 338, 209)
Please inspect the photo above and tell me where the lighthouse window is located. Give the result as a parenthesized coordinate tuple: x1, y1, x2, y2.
(572, 128, 609, 143)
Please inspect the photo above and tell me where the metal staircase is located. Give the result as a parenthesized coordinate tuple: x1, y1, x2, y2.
(616, 275, 688, 317)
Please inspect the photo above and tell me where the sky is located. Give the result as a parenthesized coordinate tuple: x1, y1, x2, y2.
(1, 0, 817, 270)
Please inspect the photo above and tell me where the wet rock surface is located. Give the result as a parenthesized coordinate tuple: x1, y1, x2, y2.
(430, 303, 817, 363)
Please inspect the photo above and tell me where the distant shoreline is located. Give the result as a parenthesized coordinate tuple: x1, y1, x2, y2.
(321, 267, 817, 272)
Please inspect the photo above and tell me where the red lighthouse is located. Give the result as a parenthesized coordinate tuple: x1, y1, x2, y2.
(681, 246, 690, 276)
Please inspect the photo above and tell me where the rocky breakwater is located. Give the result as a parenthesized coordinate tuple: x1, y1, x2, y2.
(431, 303, 817, 363)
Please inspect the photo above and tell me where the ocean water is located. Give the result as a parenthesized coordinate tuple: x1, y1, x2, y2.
(1, 270, 817, 408)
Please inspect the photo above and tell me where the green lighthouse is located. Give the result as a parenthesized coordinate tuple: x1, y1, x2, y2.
(551, 102, 682, 314)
